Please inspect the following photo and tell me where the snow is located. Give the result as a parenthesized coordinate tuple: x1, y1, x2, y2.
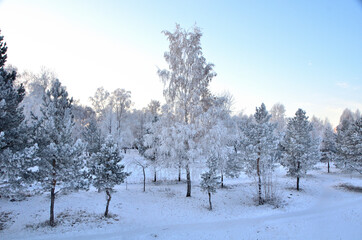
(27, 166, 39, 173)
(1, 159, 361, 240)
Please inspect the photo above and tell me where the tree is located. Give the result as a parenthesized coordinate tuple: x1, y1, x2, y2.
(200, 96, 233, 188)
(200, 156, 220, 211)
(0, 30, 35, 198)
(32, 79, 89, 226)
(19, 68, 54, 121)
(91, 135, 130, 217)
(335, 116, 362, 174)
(111, 88, 131, 135)
(0, 30, 26, 152)
(72, 103, 96, 141)
(320, 120, 336, 173)
(270, 103, 286, 134)
(82, 118, 102, 155)
(143, 100, 161, 182)
(158, 24, 216, 197)
(280, 109, 320, 191)
(239, 103, 279, 204)
(89, 87, 110, 120)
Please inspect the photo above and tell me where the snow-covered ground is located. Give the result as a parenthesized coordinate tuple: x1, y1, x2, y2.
(1, 155, 361, 240)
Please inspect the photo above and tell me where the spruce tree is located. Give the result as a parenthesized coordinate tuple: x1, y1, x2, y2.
(280, 109, 319, 190)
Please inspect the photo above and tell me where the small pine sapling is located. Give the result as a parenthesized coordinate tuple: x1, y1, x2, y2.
(92, 136, 130, 217)
(200, 157, 220, 210)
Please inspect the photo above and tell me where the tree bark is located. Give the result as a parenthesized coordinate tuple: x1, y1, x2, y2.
(257, 155, 262, 205)
(327, 159, 330, 173)
(142, 167, 146, 192)
(208, 192, 212, 210)
(49, 158, 56, 227)
(186, 164, 191, 197)
(297, 161, 300, 191)
(221, 172, 224, 188)
(50, 185, 55, 227)
(104, 190, 112, 217)
(178, 165, 181, 182)
(297, 177, 300, 191)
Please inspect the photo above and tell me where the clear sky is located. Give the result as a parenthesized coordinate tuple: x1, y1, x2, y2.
(0, 0, 361, 126)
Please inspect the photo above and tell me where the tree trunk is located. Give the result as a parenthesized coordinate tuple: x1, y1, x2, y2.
(257, 156, 262, 205)
(49, 158, 56, 227)
(142, 167, 146, 192)
(50, 185, 55, 227)
(153, 169, 157, 182)
(208, 192, 212, 210)
(178, 165, 181, 182)
(297, 161, 300, 191)
(186, 164, 191, 197)
(297, 177, 300, 191)
(104, 190, 112, 217)
(327, 159, 330, 173)
(221, 172, 224, 188)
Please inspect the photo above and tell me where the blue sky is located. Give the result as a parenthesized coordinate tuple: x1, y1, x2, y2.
(0, 0, 361, 126)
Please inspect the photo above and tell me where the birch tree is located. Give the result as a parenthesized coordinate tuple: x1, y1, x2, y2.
(158, 24, 216, 197)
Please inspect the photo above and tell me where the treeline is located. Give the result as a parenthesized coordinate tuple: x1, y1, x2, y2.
(0, 25, 361, 225)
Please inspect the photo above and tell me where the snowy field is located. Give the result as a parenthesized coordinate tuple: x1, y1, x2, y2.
(1, 153, 361, 240)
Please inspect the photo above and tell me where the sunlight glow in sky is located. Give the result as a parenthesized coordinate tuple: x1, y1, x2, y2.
(0, 0, 361, 126)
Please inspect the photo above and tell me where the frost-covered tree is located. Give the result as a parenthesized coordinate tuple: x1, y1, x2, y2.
(335, 116, 362, 174)
(143, 100, 161, 182)
(90, 87, 134, 150)
(270, 103, 286, 134)
(310, 116, 325, 147)
(0, 143, 40, 199)
(90, 87, 110, 120)
(200, 96, 233, 188)
(82, 118, 102, 155)
(32, 79, 89, 226)
(111, 88, 131, 134)
(280, 109, 320, 190)
(72, 103, 96, 141)
(19, 68, 54, 121)
(158, 24, 216, 197)
(200, 156, 220, 211)
(239, 103, 279, 204)
(91, 136, 130, 217)
(320, 120, 336, 173)
(152, 104, 184, 180)
(0, 30, 36, 198)
(0, 30, 26, 152)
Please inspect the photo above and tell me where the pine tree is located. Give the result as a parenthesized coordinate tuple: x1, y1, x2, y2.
(240, 103, 279, 204)
(335, 116, 362, 174)
(200, 156, 220, 211)
(33, 79, 89, 226)
(320, 122, 336, 173)
(280, 109, 320, 190)
(91, 135, 130, 217)
(0, 30, 26, 152)
(0, 30, 36, 198)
